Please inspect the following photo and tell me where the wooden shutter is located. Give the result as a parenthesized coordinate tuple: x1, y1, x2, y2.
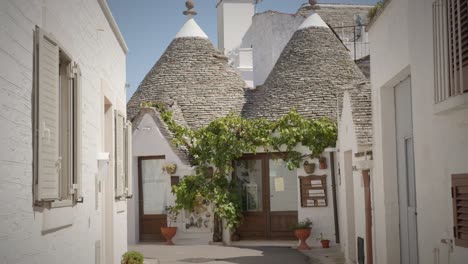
(73, 63, 83, 202)
(452, 174, 468, 248)
(34, 27, 61, 202)
(125, 121, 133, 198)
(448, 0, 468, 95)
(115, 111, 125, 198)
(462, 0, 468, 92)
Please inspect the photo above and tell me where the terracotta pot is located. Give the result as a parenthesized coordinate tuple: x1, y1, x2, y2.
(320, 239, 330, 248)
(161, 227, 177, 245)
(319, 159, 327, 170)
(294, 228, 311, 250)
(303, 163, 316, 174)
(231, 232, 240, 241)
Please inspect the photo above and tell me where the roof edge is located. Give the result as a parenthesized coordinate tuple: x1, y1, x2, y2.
(97, 0, 128, 54)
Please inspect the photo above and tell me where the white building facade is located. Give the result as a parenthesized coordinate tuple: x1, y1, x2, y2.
(369, 0, 468, 263)
(0, 0, 131, 263)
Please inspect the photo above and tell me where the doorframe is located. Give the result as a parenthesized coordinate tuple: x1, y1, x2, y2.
(344, 150, 357, 262)
(102, 98, 114, 264)
(235, 152, 298, 240)
(137, 155, 167, 242)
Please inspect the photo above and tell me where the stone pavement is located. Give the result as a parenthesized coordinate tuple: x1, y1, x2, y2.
(130, 243, 345, 264)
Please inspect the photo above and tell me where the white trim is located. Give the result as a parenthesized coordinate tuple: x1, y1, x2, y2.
(97, 0, 128, 54)
(175, 18, 209, 39)
(298, 11, 329, 30)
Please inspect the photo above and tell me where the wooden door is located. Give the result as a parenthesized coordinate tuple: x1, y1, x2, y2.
(138, 156, 168, 242)
(235, 154, 298, 240)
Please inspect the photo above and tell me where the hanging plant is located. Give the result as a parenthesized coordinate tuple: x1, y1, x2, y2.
(319, 157, 327, 170)
(303, 160, 316, 174)
(162, 163, 177, 175)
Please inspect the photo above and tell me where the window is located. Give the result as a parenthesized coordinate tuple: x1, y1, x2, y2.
(433, 0, 468, 103)
(115, 112, 133, 199)
(452, 174, 468, 248)
(33, 26, 82, 206)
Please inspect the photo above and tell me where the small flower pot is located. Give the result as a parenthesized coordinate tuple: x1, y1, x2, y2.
(303, 162, 316, 174)
(231, 232, 240, 241)
(320, 239, 330, 248)
(294, 228, 312, 250)
(319, 158, 327, 170)
(160, 227, 177, 245)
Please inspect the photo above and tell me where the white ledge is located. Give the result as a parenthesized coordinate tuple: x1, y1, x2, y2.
(434, 93, 468, 115)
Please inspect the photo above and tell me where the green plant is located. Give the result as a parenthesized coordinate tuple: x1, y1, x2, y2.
(317, 232, 329, 241)
(368, 1, 384, 21)
(141, 102, 337, 239)
(162, 163, 177, 175)
(121, 251, 144, 264)
(165, 206, 180, 227)
(291, 218, 313, 230)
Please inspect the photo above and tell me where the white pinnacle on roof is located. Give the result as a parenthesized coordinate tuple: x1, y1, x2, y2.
(175, 17, 209, 39)
(298, 11, 329, 30)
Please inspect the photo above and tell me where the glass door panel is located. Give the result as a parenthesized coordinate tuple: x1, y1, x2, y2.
(269, 159, 298, 212)
(141, 158, 167, 215)
(234, 159, 263, 212)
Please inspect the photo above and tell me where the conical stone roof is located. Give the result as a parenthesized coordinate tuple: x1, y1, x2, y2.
(244, 11, 368, 122)
(127, 18, 247, 129)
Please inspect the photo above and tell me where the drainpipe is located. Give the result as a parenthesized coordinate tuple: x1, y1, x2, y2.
(330, 151, 340, 244)
(362, 169, 373, 264)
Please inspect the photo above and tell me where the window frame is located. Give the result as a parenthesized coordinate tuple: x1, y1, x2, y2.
(33, 26, 82, 207)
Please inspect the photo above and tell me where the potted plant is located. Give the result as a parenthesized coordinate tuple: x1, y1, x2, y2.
(162, 163, 177, 175)
(121, 251, 144, 264)
(318, 233, 330, 248)
(160, 206, 179, 245)
(319, 157, 327, 170)
(291, 218, 313, 250)
(303, 160, 316, 174)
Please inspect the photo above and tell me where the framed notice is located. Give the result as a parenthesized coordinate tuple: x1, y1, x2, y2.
(299, 175, 328, 207)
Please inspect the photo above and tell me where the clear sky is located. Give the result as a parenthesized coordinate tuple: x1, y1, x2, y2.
(107, 0, 379, 100)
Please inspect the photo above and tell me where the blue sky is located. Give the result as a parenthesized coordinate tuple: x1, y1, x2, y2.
(107, 0, 379, 100)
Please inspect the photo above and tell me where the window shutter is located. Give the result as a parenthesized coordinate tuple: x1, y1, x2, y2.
(452, 174, 468, 248)
(461, 0, 468, 92)
(34, 27, 61, 202)
(125, 121, 133, 198)
(115, 111, 125, 198)
(73, 63, 83, 202)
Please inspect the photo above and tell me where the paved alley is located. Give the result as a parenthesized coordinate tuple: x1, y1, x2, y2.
(130, 244, 310, 264)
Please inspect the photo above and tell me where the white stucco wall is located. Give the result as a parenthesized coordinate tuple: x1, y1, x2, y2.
(336, 92, 370, 263)
(241, 12, 303, 87)
(217, 0, 255, 55)
(0, 0, 128, 263)
(370, 0, 468, 263)
(128, 113, 213, 245)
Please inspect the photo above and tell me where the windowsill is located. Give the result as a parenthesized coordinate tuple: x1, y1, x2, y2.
(51, 199, 73, 208)
(434, 93, 468, 115)
(42, 205, 74, 232)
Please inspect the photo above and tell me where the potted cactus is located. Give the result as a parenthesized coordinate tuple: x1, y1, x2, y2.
(162, 163, 177, 175)
(291, 218, 313, 250)
(319, 157, 327, 170)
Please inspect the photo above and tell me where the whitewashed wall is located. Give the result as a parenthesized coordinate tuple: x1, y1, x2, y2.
(241, 12, 303, 87)
(128, 112, 212, 245)
(336, 92, 371, 263)
(370, 0, 468, 263)
(0, 0, 127, 263)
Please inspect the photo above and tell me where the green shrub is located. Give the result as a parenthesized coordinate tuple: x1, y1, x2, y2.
(368, 1, 384, 21)
(121, 251, 144, 264)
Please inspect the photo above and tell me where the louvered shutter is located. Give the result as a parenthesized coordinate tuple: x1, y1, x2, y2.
(73, 63, 83, 202)
(452, 174, 468, 248)
(461, 0, 468, 92)
(34, 27, 61, 202)
(115, 111, 125, 198)
(125, 121, 133, 198)
(448, 0, 468, 94)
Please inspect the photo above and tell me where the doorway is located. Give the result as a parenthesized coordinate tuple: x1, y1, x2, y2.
(234, 154, 298, 240)
(394, 77, 418, 264)
(138, 156, 168, 242)
(344, 150, 357, 262)
(103, 99, 114, 264)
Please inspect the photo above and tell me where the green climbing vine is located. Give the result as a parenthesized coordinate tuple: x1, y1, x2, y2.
(141, 102, 337, 229)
